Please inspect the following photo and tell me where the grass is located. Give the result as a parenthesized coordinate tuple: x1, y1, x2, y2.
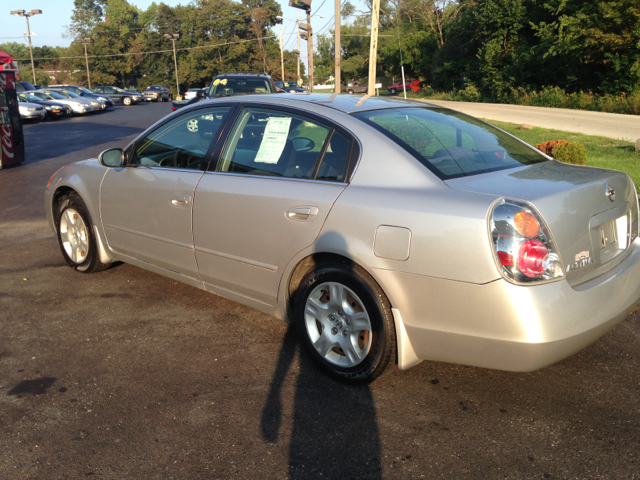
(485, 120, 640, 190)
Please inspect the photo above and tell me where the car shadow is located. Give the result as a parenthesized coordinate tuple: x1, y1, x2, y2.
(261, 325, 383, 479)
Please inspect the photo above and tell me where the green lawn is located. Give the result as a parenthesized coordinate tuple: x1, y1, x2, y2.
(484, 120, 640, 190)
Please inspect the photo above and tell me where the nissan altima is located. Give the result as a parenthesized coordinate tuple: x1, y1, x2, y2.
(44, 94, 640, 383)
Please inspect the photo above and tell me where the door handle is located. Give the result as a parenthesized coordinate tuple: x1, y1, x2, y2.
(287, 206, 319, 221)
(170, 195, 191, 207)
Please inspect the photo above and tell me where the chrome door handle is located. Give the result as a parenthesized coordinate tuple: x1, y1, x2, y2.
(170, 195, 191, 207)
(287, 206, 319, 221)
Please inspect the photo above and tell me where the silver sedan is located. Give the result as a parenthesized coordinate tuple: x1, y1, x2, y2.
(44, 94, 640, 383)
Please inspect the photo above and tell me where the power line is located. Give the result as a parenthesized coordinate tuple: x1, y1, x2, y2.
(14, 35, 277, 61)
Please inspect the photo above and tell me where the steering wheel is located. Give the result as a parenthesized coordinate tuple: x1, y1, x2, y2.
(158, 150, 179, 167)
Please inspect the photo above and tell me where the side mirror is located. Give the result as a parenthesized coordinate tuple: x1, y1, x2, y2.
(196, 90, 205, 98)
(99, 148, 124, 167)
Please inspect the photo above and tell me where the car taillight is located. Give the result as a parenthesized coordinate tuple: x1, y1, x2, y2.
(489, 198, 564, 284)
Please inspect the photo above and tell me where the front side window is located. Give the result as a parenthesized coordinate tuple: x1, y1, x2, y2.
(129, 106, 231, 170)
(217, 108, 349, 181)
(352, 107, 548, 180)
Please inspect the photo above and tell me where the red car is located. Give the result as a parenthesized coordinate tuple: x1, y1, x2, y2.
(387, 79, 420, 94)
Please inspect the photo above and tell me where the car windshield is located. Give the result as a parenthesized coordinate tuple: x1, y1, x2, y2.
(209, 78, 271, 96)
(352, 107, 548, 180)
(43, 91, 68, 99)
(278, 81, 300, 88)
(61, 90, 81, 98)
(19, 94, 40, 102)
(77, 87, 94, 94)
(113, 87, 126, 93)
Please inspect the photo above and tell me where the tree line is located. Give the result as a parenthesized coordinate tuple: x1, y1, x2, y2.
(1, 0, 302, 93)
(315, 0, 639, 101)
(2, 0, 638, 103)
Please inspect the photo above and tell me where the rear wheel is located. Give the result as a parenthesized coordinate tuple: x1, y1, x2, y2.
(347, 89, 354, 94)
(56, 194, 109, 273)
(295, 261, 396, 384)
(122, 96, 132, 106)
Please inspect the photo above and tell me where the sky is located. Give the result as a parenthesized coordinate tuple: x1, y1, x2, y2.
(0, 0, 366, 73)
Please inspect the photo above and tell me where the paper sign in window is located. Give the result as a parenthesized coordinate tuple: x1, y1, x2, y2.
(254, 117, 292, 164)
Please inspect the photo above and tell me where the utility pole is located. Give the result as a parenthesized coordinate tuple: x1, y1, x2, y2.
(280, 28, 285, 81)
(80, 37, 91, 88)
(297, 10, 301, 85)
(368, 0, 380, 95)
(10, 9, 42, 84)
(164, 33, 180, 98)
(306, 10, 314, 92)
(334, 0, 341, 93)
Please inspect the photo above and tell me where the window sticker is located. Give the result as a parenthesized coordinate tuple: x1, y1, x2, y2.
(254, 117, 292, 164)
(213, 79, 221, 86)
(284, 82, 289, 87)
(221, 79, 228, 85)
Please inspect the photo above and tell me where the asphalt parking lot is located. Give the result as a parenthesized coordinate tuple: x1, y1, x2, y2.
(2, 101, 640, 479)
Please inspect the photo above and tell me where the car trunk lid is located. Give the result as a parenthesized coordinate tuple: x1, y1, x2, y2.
(445, 161, 637, 286)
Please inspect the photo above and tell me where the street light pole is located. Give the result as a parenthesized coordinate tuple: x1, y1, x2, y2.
(334, 0, 341, 93)
(80, 37, 91, 88)
(306, 10, 314, 92)
(297, 10, 301, 85)
(10, 9, 42, 84)
(164, 33, 180, 99)
(367, 0, 380, 95)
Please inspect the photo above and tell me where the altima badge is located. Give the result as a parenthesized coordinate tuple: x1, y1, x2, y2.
(567, 251, 592, 272)
(606, 184, 616, 202)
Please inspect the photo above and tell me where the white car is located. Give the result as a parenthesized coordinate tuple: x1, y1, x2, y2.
(18, 100, 45, 121)
(184, 88, 204, 100)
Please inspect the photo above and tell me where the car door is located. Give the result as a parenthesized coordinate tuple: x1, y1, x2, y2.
(193, 105, 356, 306)
(101, 105, 233, 280)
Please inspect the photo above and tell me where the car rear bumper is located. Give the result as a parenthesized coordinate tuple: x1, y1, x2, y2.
(373, 240, 640, 372)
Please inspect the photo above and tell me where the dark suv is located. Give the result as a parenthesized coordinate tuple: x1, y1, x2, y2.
(208, 73, 277, 97)
(92, 86, 144, 105)
(143, 85, 171, 102)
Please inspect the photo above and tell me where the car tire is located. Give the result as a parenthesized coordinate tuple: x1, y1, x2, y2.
(122, 96, 132, 106)
(294, 260, 396, 384)
(390, 88, 397, 94)
(347, 89, 354, 94)
(56, 193, 109, 273)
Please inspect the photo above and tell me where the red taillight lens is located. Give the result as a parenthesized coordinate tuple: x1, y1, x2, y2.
(497, 251, 514, 266)
(518, 240, 548, 278)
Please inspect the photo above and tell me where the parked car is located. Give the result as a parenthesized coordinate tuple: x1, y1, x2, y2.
(143, 85, 172, 102)
(345, 81, 368, 94)
(208, 73, 277, 97)
(44, 94, 640, 384)
(184, 88, 205, 100)
(48, 87, 109, 111)
(34, 89, 98, 114)
(387, 79, 421, 94)
(275, 81, 306, 93)
(17, 99, 45, 121)
(92, 86, 144, 105)
(15, 81, 38, 93)
(49, 84, 114, 108)
(18, 93, 68, 119)
(171, 89, 206, 111)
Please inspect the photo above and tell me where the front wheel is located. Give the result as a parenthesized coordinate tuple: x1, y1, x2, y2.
(390, 88, 397, 94)
(122, 96, 132, 106)
(347, 89, 354, 94)
(56, 194, 109, 273)
(295, 261, 396, 384)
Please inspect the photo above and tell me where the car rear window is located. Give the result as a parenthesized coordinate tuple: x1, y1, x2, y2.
(209, 78, 271, 96)
(352, 107, 548, 179)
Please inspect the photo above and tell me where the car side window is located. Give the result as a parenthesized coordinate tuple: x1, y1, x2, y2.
(94, 87, 103, 93)
(316, 131, 350, 182)
(128, 107, 231, 170)
(217, 108, 331, 179)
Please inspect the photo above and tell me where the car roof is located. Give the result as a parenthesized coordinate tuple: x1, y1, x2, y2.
(195, 93, 437, 115)
(214, 73, 271, 79)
